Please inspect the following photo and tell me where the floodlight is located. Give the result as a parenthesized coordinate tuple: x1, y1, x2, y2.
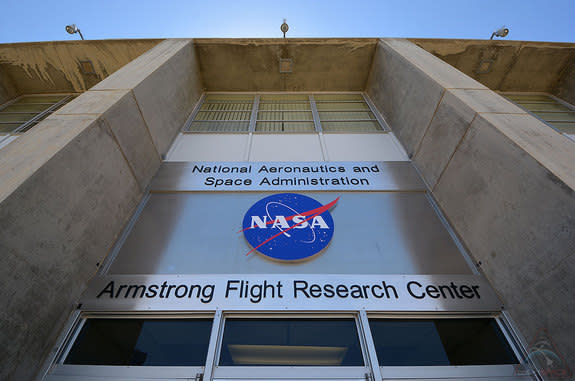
(490, 26, 509, 40)
(281, 19, 289, 38)
(65, 24, 85, 40)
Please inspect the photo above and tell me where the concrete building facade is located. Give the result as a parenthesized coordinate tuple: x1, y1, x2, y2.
(0, 37, 574, 381)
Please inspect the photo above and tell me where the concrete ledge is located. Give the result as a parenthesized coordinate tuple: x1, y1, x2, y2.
(433, 112, 575, 365)
(93, 39, 203, 154)
(0, 116, 141, 380)
(367, 38, 575, 370)
(53, 91, 161, 190)
(413, 89, 527, 188)
(367, 40, 445, 157)
(0, 38, 204, 381)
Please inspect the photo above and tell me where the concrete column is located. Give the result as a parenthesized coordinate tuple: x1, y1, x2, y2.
(367, 38, 575, 370)
(0, 39, 202, 381)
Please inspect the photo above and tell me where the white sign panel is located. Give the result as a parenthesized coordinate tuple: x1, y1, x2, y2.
(150, 161, 425, 192)
(80, 274, 502, 312)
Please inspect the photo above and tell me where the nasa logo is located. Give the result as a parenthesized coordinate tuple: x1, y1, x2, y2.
(241, 193, 339, 261)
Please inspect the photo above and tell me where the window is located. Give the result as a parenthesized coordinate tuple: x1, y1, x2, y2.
(63, 318, 213, 366)
(189, 94, 253, 132)
(219, 318, 364, 366)
(368, 318, 518, 366)
(0, 94, 76, 147)
(186, 93, 387, 133)
(504, 93, 575, 139)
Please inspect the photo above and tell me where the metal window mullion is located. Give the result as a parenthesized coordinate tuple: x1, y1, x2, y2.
(183, 93, 206, 131)
(0, 96, 21, 112)
(310, 95, 322, 132)
(358, 311, 383, 381)
(542, 119, 575, 123)
(527, 110, 575, 113)
(249, 95, 259, 133)
(322, 119, 379, 122)
(202, 310, 223, 381)
(363, 93, 389, 132)
(12, 95, 73, 134)
(497, 312, 544, 381)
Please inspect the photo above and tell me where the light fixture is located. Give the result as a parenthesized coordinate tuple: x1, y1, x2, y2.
(490, 26, 509, 40)
(281, 19, 289, 38)
(65, 24, 85, 40)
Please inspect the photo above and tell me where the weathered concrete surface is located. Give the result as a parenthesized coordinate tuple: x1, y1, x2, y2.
(0, 65, 19, 104)
(0, 39, 202, 381)
(367, 38, 575, 371)
(93, 39, 203, 154)
(194, 38, 377, 91)
(53, 90, 161, 190)
(434, 113, 575, 369)
(555, 55, 575, 106)
(411, 38, 575, 93)
(414, 89, 526, 188)
(0, 115, 141, 381)
(0, 39, 162, 95)
(366, 39, 487, 157)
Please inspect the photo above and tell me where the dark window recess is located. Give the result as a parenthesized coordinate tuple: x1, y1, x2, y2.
(369, 318, 518, 366)
(219, 318, 364, 366)
(64, 319, 212, 366)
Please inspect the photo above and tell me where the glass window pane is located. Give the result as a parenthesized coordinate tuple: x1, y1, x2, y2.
(16, 95, 67, 103)
(369, 318, 518, 366)
(260, 94, 309, 101)
(319, 111, 375, 121)
(189, 121, 250, 132)
(0, 113, 38, 122)
(316, 102, 370, 111)
(532, 111, 575, 122)
(505, 94, 553, 102)
(64, 318, 212, 366)
(314, 94, 364, 101)
(1, 104, 51, 113)
(0, 124, 21, 133)
(258, 111, 313, 121)
(548, 121, 575, 134)
(255, 121, 315, 132)
(321, 120, 381, 132)
(514, 102, 571, 112)
(200, 102, 253, 112)
(259, 102, 310, 111)
(219, 318, 364, 366)
(195, 111, 251, 121)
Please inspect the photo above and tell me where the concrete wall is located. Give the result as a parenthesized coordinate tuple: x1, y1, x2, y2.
(367, 38, 575, 371)
(0, 39, 202, 381)
(411, 39, 575, 94)
(194, 38, 377, 91)
(0, 40, 162, 96)
(554, 55, 575, 106)
(0, 65, 19, 104)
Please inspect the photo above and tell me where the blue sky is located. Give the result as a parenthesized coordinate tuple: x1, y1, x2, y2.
(0, 0, 574, 43)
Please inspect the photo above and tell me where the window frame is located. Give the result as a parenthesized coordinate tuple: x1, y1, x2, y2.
(47, 312, 216, 380)
(182, 92, 390, 134)
(45, 312, 536, 381)
(501, 91, 575, 142)
(0, 93, 77, 147)
(212, 312, 372, 380)
(366, 313, 533, 380)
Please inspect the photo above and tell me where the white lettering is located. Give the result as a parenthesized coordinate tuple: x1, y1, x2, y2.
(272, 216, 290, 229)
(251, 216, 268, 228)
(310, 216, 329, 229)
(292, 215, 309, 229)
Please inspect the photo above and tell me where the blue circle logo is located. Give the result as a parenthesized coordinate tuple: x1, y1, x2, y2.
(241, 193, 339, 261)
